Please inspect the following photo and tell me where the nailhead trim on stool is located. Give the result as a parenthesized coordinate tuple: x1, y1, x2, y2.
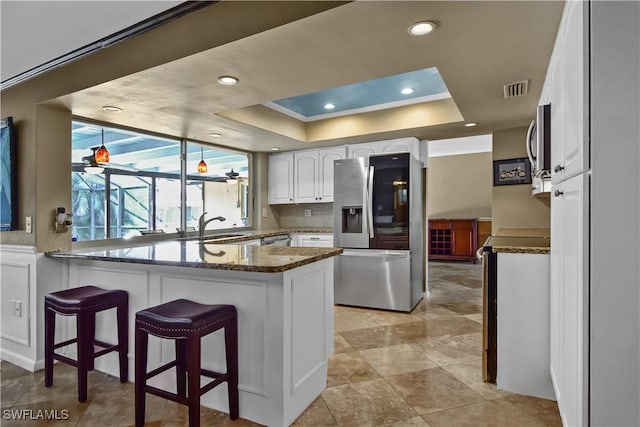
(44, 285, 129, 402)
(134, 299, 239, 427)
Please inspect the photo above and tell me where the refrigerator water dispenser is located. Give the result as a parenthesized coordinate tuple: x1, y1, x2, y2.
(341, 207, 362, 233)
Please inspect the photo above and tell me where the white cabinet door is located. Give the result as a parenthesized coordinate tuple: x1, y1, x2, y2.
(381, 139, 417, 155)
(348, 142, 379, 158)
(318, 147, 346, 202)
(268, 152, 294, 204)
(296, 234, 334, 247)
(550, 174, 589, 427)
(552, 0, 589, 184)
(294, 150, 319, 203)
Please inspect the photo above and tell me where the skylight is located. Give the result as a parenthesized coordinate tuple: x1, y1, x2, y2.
(266, 67, 450, 121)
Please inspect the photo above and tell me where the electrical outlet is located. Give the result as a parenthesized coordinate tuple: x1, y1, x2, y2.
(13, 300, 22, 317)
(262, 207, 268, 218)
(304, 208, 312, 217)
(25, 216, 32, 233)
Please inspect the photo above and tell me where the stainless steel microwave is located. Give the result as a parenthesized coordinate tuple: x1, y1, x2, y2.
(526, 103, 551, 178)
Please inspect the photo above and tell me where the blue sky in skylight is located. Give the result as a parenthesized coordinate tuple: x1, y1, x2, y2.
(271, 67, 449, 118)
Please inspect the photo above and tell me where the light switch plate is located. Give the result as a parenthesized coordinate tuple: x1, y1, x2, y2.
(25, 217, 32, 233)
(262, 207, 268, 218)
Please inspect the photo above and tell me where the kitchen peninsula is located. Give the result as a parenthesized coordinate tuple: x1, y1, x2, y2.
(47, 240, 342, 426)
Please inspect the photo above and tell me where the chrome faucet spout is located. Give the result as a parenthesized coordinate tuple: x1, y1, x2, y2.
(198, 212, 226, 237)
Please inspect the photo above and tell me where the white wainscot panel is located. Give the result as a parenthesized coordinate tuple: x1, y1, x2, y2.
(68, 263, 150, 376)
(159, 274, 268, 398)
(0, 263, 31, 346)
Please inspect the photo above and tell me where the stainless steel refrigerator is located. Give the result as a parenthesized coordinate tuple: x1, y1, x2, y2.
(333, 153, 424, 312)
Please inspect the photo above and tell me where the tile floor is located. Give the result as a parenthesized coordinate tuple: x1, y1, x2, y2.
(0, 262, 561, 426)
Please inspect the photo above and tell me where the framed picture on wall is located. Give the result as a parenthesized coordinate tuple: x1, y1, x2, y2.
(493, 158, 532, 186)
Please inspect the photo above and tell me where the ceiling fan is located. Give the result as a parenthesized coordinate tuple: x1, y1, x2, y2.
(225, 168, 240, 183)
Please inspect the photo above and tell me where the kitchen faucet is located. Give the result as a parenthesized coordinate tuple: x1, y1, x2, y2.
(198, 212, 226, 237)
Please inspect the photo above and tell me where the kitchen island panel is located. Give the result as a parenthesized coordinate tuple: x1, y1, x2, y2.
(59, 257, 334, 426)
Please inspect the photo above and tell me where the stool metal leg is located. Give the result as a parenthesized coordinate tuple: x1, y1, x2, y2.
(225, 316, 239, 420)
(175, 339, 187, 398)
(117, 300, 129, 382)
(187, 334, 201, 427)
(76, 312, 90, 402)
(44, 305, 55, 387)
(135, 326, 148, 427)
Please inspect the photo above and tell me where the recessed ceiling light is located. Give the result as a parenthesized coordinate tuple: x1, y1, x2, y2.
(208, 132, 222, 137)
(408, 21, 437, 36)
(102, 105, 122, 112)
(464, 122, 477, 127)
(401, 87, 414, 95)
(271, 147, 280, 151)
(324, 103, 335, 110)
(217, 75, 239, 85)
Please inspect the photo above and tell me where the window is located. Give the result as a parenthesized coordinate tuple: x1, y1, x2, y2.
(71, 121, 251, 242)
(186, 141, 250, 230)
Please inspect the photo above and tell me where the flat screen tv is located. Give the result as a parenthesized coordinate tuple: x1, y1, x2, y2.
(1, 117, 18, 231)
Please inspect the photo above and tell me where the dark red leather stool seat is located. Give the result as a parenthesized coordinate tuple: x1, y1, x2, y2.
(135, 299, 238, 427)
(44, 285, 128, 402)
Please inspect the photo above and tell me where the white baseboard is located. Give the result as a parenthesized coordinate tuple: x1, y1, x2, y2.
(1, 349, 37, 372)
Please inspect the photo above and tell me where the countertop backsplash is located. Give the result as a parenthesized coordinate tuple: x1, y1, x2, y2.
(273, 203, 334, 228)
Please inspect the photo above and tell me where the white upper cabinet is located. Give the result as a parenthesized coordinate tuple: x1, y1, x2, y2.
(318, 147, 346, 202)
(548, 0, 589, 184)
(294, 150, 319, 203)
(347, 137, 420, 159)
(268, 152, 294, 204)
(269, 146, 346, 204)
(348, 142, 378, 159)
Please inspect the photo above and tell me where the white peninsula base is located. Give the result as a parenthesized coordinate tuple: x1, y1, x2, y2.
(55, 257, 334, 427)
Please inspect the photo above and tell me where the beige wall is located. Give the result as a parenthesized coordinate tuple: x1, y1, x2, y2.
(427, 152, 492, 219)
(253, 153, 280, 230)
(492, 126, 550, 233)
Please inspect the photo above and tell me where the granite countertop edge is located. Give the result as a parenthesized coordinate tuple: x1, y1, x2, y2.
(489, 235, 551, 255)
(47, 245, 343, 273)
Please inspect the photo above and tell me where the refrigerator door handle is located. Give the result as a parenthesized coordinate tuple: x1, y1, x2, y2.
(366, 165, 375, 238)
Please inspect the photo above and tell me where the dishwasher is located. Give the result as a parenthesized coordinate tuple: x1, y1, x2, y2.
(261, 234, 291, 246)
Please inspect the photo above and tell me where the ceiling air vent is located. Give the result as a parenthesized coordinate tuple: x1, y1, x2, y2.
(503, 80, 529, 98)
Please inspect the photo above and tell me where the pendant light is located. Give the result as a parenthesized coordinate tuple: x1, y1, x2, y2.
(94, 129, 110, 163)
(197, 147, 208, 174)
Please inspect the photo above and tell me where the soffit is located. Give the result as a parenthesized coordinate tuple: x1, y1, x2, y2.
(51, 1, 564, 151)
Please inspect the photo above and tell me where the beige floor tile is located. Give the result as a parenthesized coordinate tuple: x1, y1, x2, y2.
(386, 367, 484, 415)
(414, 333, 482, 366)
(361, 344, 437, 377)
(441, 359, 508, 400)
(322, 379, 417, 426)
(77, 387, 166, 427)
(438, 300, 482, 315)
(411, 303, 460, 320)
(159, 401, 262, 427)
(339, 326, 404, 351)
(464, 313, 483, 323)
(291, 396, 337, 426)
(421, 400, 522, 427)
(365, 309, 423, 326)
(496, 394, 563, 427)
(333, 333, 354, 354)
(377, 416, 432, 427)
(0, 395, 91, 427)
(327, 351, 380, 387)
(334, 306, 383, 332)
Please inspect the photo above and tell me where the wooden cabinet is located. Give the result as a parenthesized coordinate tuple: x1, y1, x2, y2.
(268, 152, 294, 204)
(270, 147, 345, 204)
(428, 219, 478, 262)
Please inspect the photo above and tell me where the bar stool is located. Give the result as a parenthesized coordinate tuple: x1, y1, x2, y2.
(44, 285, 128, 402)
(134, 299, 239, 427)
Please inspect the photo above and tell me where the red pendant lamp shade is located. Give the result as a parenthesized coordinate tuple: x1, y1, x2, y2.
(95, 130, 110, 163)
(197, 147, 208, 173)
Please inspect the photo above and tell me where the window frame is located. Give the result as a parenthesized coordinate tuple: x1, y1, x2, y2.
(71, 118, 253, 247)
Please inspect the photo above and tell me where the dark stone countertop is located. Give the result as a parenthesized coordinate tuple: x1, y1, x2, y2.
(47, 239, 342, 273)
